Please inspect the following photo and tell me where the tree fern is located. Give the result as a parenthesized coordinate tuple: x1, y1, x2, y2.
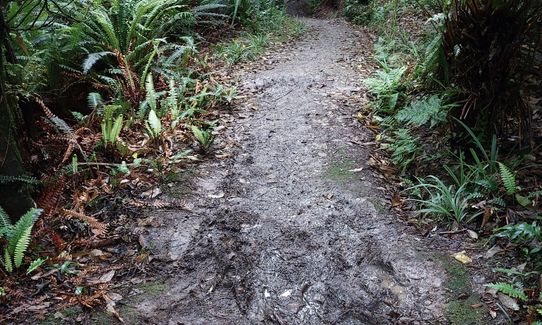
(498, 162, 517, 195)
(486, 282, 528, 301)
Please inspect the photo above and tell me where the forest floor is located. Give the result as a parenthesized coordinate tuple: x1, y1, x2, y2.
(78, 18, 471, 324)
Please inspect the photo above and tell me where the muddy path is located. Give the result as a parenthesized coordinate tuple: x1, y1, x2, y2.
(134, 19, 446, 324)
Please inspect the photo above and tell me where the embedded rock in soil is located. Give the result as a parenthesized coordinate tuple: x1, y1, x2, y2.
(137, 18, 446, 324)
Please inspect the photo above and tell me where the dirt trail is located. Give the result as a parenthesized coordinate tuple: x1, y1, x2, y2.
(136, 19, 446, 324)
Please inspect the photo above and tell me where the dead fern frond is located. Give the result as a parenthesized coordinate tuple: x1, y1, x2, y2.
(36, 176, 66, 218)
(35, 98, 88, 164)
(62, 209, 107, 237)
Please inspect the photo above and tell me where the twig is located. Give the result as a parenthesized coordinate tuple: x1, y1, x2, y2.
(437, 229, 467, 235)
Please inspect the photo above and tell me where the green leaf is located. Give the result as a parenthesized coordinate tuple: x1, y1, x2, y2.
(145, 73, 157, 112)
(515, 194, 531, 207)
(395, 95, 449, 127)
(111, 115, 124, 142)
(27, 257, 48, 275)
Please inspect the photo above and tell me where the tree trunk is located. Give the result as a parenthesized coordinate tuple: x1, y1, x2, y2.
(0, 2, 34, 221)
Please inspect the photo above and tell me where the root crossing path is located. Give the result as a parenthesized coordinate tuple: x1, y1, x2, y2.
(137, 19, 446, 324)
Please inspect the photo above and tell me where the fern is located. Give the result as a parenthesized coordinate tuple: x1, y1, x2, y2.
(0, 175, 40, 185)
(83, 51, 113, 74)
(498, 162, 517, 195)
(486, 282, 528, 301)
(0, 206, 11, 230)
(6, 208, 41, 260)
(528, 190, 542, 199)
(3, 249, 12, 273)
(146, 110, 162, 139)
(87, 92, 103, 109)
(27, 257, 47, 275)
(0, 208, 42, 272)
(145, 73, 158, 113)
(395, 95, 449, 127)
(13, 225, 32, 267)
(488, 197, 506, 207)
(363, 66, 407, 96)
(385, 128, 421, 173)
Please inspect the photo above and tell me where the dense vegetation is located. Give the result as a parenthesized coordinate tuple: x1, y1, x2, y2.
(0, 0, 304, 320)
(346, 0, 542, 322)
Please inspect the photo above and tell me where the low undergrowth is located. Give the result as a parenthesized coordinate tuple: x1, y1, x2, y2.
(214, 6, 307, 65)
(352, 0, 542, 322)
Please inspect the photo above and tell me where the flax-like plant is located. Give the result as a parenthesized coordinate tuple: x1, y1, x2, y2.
(408, 176, 483, 225)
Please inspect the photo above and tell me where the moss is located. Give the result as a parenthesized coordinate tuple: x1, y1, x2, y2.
(325, 158, 356, 182)
(138, 281, 168, 296)
(447, 294, 486, 325)
(436, 254, 472, 295)
(433, 254, 488, 324)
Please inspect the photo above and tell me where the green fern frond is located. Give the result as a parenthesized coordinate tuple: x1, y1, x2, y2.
(0, 175, 40, 185)
(83, 51, 113, 74)
(528, 190, 542, 199)
(489, 197, 506, 207)
(26, 257, 48, 275)
(145, 73, 158, 112)
(395, 95, 448, 127)
(7, 208, 42, 256)
(466, 192, 484, 201)
(486, 282, 528, 301)
(0, 206, 11, 229)
(87, 92, 103, 109)
(13, 225, 32, 267)
(3, 249, 12, 273)
(498, 162, 517, 195)
(474, 179, 498, 192)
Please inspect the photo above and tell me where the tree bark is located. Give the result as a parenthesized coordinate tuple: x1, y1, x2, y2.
(0, 2, 34, 221)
